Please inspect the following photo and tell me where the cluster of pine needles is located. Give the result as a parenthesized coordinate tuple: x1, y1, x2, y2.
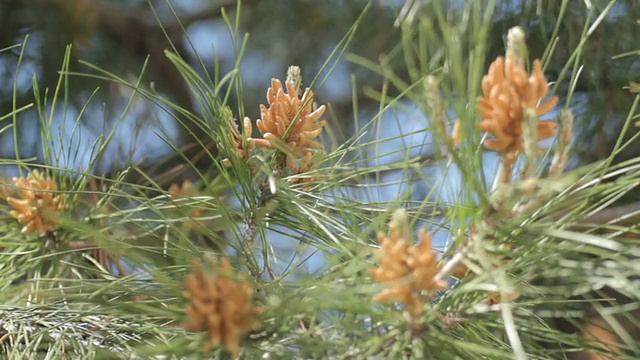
(1, 1, 640, 359)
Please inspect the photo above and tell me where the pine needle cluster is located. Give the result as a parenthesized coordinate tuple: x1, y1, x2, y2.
(1, 1, 639, 359)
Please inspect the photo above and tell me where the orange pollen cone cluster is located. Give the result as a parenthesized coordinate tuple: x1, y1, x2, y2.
(453, 51, 558, 163)
(370, 217, 447, 316)
(168, 180, 202, 220)
(250, 78, 326, 172)
(221, 117, 254, 167)
(183, 258, 261, 358)
(2, 170, 67, 235)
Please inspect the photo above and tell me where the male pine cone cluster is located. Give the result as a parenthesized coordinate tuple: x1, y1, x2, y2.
(452, 50, 557, 164)
(1, 170, 67, 235)
(370, 209, 447, 316)
(183, 257, 260, 358)
(222, 72, 326, 180)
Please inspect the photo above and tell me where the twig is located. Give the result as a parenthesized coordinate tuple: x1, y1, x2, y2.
(500, 300, 526, 360)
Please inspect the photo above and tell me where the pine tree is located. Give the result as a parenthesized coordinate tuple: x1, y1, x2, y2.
(1, 1, 640, 359)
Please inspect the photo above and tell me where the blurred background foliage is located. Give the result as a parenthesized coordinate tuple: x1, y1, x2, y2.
(1, 0, 638, 186)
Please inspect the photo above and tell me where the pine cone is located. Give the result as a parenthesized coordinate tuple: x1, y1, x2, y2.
(183, 257, 260, 357)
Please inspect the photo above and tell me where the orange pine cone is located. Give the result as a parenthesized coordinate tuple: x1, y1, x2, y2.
(475, 51, 558, 160)
(370, 210, 447, 315)
(183, 257, 261, 358)
(4, 170, 67, 235)
(251, 78, 326, 172)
